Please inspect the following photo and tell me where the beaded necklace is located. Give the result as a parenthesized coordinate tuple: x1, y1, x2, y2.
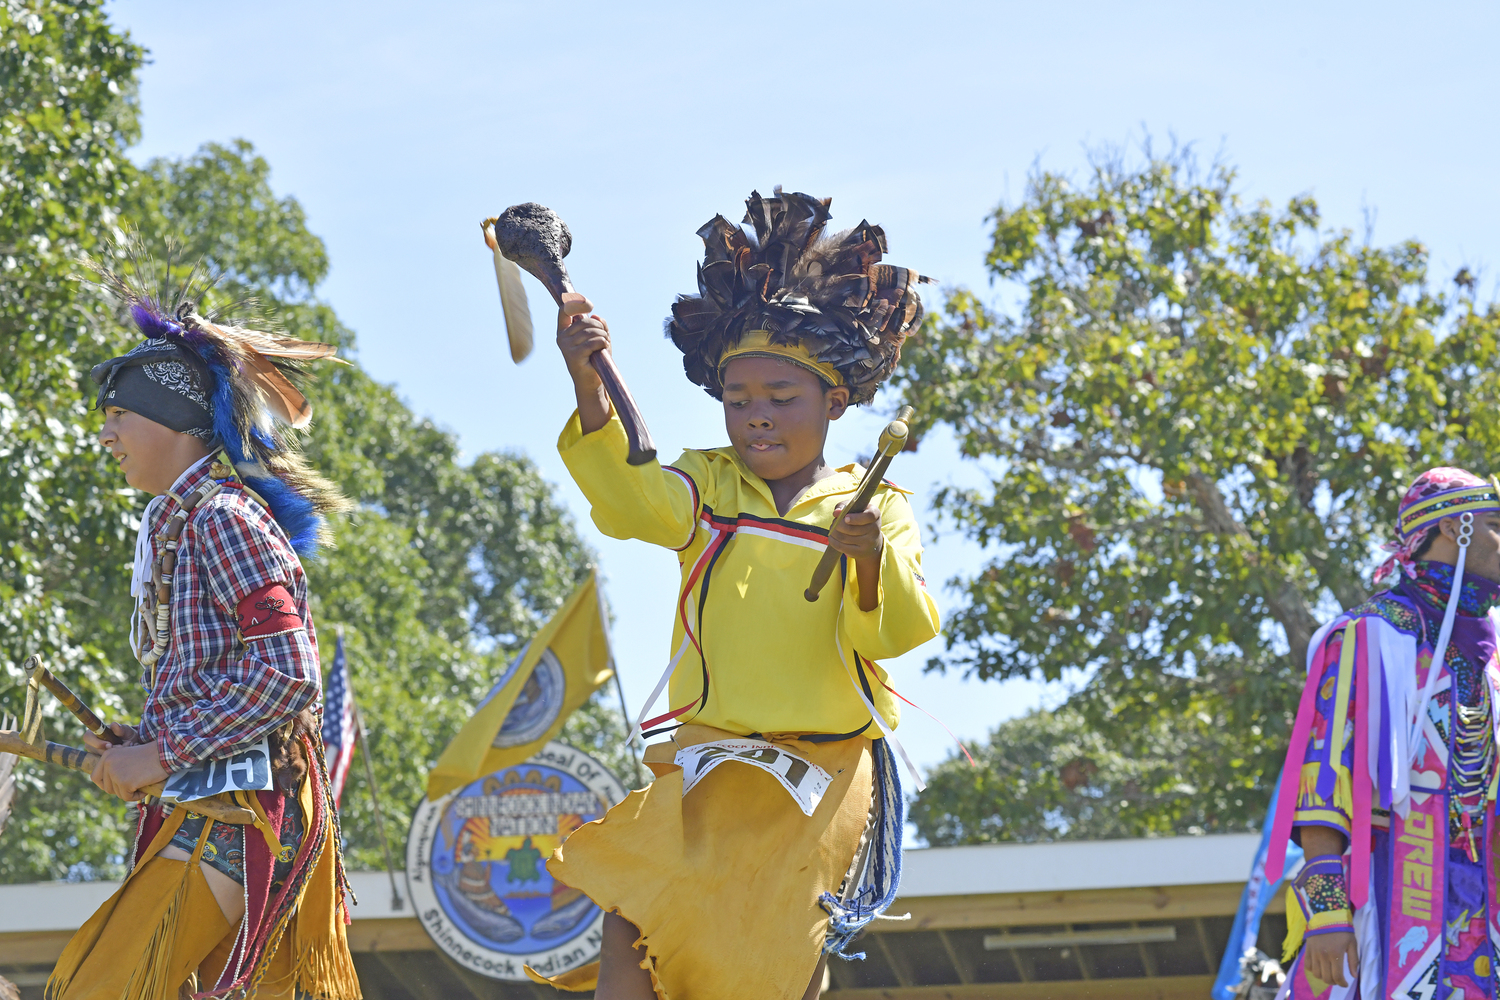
(136, 475, 224, 680)
(1400, 564, 1500, 860)
(133, 455, 270, 683)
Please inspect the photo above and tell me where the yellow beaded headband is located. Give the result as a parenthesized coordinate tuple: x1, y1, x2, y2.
(717, 330, 845, 389)
(1398, 482, 1500, 540)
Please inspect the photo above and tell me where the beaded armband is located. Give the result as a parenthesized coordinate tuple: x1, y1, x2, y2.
(1293, 854, 1353, 935)
(236, 582, 303, 641)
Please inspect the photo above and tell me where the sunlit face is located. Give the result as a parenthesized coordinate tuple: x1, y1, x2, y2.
(720, 356, 849, 482)
(99, 406, 209, 494)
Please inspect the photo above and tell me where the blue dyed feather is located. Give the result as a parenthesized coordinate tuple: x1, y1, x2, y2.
(199, 350, 323, 558)
(130, 300, 182, 339)
(239, 471, 322, 557)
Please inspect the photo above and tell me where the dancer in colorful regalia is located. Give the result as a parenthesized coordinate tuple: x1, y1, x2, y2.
(46, 254, 361, 1000)
(1265, 468, 1500, 1000)
(531, 189, 941, 999)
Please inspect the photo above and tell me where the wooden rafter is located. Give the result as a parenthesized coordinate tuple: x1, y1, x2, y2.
(984, 926, 1033, 982)
(936, 929, 974, 984)
(1132, 922, 1159, 978)
(873, 932, 915, 987)
(1066, 925, 1094, 980)
(1193, 917, 1220, 973)
(889, 882, 1266, 933)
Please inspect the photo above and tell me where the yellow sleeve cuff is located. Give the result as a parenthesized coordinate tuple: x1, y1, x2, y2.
(1293, 808, 1352, 835)
(558, 408, 626, 457)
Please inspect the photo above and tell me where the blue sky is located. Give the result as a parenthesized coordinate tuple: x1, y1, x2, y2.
(106, 0, 1500, 782)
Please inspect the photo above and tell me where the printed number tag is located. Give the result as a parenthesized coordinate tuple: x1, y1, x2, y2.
(674, 739, 833, 817)
(160, 738, 274, 803)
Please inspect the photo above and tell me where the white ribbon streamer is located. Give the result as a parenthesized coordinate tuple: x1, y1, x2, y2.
(1409, 512, 1472, 765)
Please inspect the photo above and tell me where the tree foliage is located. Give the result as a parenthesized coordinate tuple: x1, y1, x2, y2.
(1, 0, 148, 880)
(0, 0, 617, 880)
(912, 706, 1261, 844)
(899, 146, 1500, 838)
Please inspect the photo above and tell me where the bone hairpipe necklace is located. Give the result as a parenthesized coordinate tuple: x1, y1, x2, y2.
(138, 473, 225, 680)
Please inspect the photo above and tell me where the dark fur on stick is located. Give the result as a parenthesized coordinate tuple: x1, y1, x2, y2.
(493, 203, 574, 304)
(489, 202, 658, 464)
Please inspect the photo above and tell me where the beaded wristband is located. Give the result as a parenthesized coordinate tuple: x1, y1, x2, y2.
(1294, 853, 1353, 934)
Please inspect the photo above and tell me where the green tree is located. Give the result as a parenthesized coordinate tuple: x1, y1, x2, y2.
(1, 0, 148, 880)
(912, 707, 1250, 845)
(0, 2, 619, 879)
(898, 147, 1500, 839)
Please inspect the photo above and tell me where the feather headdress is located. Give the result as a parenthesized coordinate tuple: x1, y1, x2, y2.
(85, 245, 351, 556)
(666, 187, 931, 405)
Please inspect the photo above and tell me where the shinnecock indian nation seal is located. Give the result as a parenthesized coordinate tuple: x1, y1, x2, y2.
(406, 741, 627, 981)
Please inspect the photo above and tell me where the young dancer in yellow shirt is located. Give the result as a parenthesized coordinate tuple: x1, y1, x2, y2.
(529, 190, 940, 1000)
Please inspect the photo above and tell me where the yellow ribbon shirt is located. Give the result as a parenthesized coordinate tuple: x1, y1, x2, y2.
(559, 410, 941, 738)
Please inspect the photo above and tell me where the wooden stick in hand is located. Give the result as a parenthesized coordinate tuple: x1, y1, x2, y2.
(805, 407, 914, 602)
(23, 655, 122, 745)
(0, 729, 257, 825)
(561, 291, 657, 466)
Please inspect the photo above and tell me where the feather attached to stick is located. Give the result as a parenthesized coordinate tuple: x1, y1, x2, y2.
(482, 218, 535, 363)
(0, 713, 15, 838)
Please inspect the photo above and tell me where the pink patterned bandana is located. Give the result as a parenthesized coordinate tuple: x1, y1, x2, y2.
(1373, 467, 1500, 585)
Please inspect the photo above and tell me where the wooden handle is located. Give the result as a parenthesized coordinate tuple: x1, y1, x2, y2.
(24, 655, 121, 745)
(135, 781, 259, 826)
(558, 290, 657, 466)
(804, 452, 898, 603)
(0, 729, 257, 825)
(804, 547, 844, 603)
(803, 407, 914, 603)
(590, 350, 657, 466)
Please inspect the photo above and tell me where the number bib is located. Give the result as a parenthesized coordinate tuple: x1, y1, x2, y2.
(674, 738, 833, 817)
(160, 738, 275, 803)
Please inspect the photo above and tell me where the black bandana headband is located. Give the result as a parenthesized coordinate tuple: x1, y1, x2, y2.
(91, 339, 216, 440)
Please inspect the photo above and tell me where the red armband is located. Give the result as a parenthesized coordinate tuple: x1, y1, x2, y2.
(236, 582, 304, 640)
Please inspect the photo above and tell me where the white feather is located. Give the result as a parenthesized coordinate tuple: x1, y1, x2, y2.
(493, 247, 534, 363)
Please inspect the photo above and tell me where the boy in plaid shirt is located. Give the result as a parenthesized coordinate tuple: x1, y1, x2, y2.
(48, 261, 360, 1000)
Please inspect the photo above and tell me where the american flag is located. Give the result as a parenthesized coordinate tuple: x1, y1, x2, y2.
(322, 632, 357, 807)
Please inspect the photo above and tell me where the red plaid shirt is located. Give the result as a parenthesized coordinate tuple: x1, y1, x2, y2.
(136, 461, 321, 773)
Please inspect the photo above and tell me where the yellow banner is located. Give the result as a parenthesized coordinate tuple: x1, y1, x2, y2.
(426, 571, 613, 800)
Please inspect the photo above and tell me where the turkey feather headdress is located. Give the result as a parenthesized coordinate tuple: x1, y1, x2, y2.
(666, 188, 932, 405)
(86, 246, 350, 556)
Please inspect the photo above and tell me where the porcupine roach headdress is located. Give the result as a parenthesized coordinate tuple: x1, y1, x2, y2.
(666, 188, 932, 406)
(86, 250, 350, 556)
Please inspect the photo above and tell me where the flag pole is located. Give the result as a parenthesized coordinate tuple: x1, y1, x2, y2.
(342, 626, 405, 911)
(354, 703, 404, 910)
(596, 573, 645, 786)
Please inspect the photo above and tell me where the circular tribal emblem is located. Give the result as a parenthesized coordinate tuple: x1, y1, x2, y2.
(491, 648, 566, 749)
(406, 741, 627, 981)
